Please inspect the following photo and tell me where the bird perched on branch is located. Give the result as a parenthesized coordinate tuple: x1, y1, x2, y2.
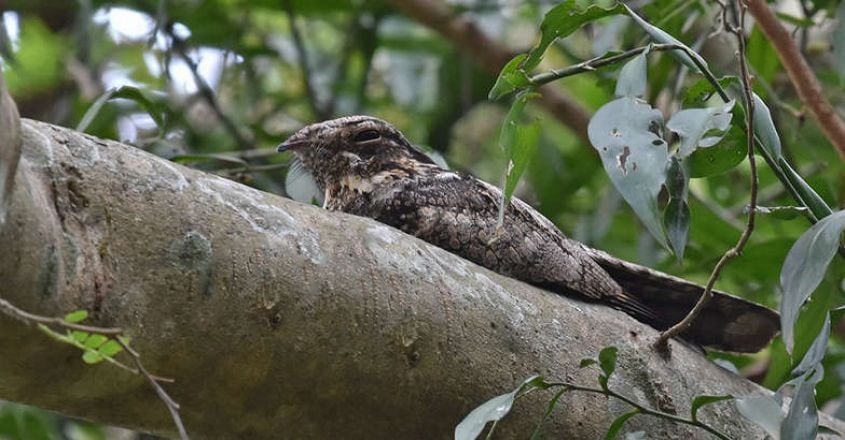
(278, 115, 778, 353)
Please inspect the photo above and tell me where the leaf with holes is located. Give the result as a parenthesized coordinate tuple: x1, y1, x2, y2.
(455, 375, 547, 440)
(780, 210, 845, 353)
(497, 91, 540, 228)
(667, 101, 734, 158)
(588, 96, 668, 248)
(522, 0, 625, 72)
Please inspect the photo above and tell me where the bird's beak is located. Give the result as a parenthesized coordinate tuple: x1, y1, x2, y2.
(277, 138, 310, 153)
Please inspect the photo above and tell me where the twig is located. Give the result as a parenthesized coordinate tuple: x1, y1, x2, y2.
(282, 0, 330, 120)
(529, 43, 724, 93)
(117, 337, 189, 440)
(541, 382, 732, 440)
(167, 29, 255, 150)
(216, 162, 289, 175)
(746, 0, 845, 161)
(0, 296, 188, 440)
(0, 297, 123, 335)
(656, 0, 759, 348)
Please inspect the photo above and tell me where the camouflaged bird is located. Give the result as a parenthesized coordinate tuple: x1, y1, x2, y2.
(278, 115, 779, 353)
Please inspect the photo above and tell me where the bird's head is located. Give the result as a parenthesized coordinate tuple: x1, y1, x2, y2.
(277, 115, 435, 190)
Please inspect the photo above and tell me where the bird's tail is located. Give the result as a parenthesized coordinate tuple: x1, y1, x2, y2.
(599, 274, 778, 353)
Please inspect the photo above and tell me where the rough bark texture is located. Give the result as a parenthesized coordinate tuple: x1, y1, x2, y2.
(0, 119, 842, 439)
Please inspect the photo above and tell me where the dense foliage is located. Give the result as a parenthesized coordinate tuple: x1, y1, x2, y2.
(2, 0, 845, 438)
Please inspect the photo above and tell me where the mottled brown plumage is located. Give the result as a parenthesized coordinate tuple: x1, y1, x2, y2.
(278, 115, 779, 352)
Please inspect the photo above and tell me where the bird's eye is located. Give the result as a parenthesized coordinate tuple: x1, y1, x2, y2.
(353, 129, 381, 143)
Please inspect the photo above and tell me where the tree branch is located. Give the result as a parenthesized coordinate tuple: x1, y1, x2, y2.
(746, 0, 845, 161)
(2, 119, 844, 438)
(388, 0, 592, 145)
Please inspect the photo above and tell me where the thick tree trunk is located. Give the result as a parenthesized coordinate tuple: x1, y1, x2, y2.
(0, 117, 840, 439)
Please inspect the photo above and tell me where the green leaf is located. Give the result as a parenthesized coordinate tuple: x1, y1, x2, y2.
(777, 157, 833, 221)
(686, 124, 746, 178)
(77, 86, 165, 133)
(63, 310, 88, 323)
(98, 339, 124, 358)
(793, 313, 830, 376)
(530, 387, 570, 440)
(83, 334, 108, 350)
(832, 304, 845, 318)
(623, 5, 707, 72)
(615, 51, 648, 98)
(82, 350, 104, 364)
(497, 91, 541, 228)
(792, 283, 834, 371)
(455, 375, 547, 440)
(603, 409, 640, 440)
(751, 94, 782, 160)
(598, 346, 618, 379)
(780, 210, 845, 353)
(580, 358, 598, 369)
(522, 0, 625, 72)
(782, 366, 823, 440)
(682, 76, 738, 107)
(587, 96, 669, 248)
(735, 395, 783, 438)
(70, 331, 89, 344)
(690, 395, 732, 422)
(663, 157, 689, 260)
(488, 54, 531, 100)
(664, 198, 690, 261)
(666, 101, 735, 158)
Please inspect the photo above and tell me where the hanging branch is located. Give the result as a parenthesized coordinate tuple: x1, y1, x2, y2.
(656, 0, 759, 348)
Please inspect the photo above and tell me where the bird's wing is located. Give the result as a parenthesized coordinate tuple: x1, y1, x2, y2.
(357, 172, 627, 303)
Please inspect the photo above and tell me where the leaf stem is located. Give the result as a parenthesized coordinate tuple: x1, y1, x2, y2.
(542, 381, 732, 440)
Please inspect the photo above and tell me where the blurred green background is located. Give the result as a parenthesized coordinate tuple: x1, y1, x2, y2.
(1, 0, 845, 438)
